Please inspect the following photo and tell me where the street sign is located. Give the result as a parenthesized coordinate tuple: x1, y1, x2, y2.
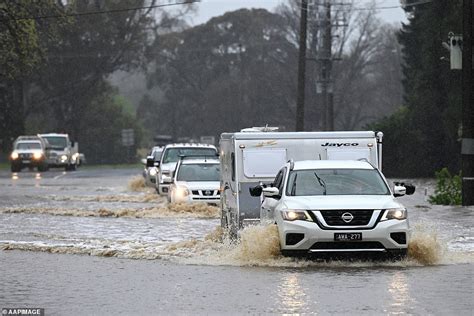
(121, 129, 134, 147)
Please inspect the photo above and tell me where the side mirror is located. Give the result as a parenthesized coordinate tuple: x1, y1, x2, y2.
(249, 185, 262, 197)
(146, 156, 154, 167)
(393, 182, 416, 197)
(393, 185, 406, 197)
(405, 184, 416, 195)
(262, 187, 280, 198)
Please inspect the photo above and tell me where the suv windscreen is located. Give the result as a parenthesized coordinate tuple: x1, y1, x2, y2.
(16, 142, 41, 150)
(153, 150, 163, 161)
(177, 164, 220, 181)
(162, 148, 217, 164)
(286, 168, 390, 196)
(43, 136, 67, 149)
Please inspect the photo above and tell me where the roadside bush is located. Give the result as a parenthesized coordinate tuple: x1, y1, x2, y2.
(428, 168, 462, 205)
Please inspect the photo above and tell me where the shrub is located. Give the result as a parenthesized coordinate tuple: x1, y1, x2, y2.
(428, 168, 462, 205)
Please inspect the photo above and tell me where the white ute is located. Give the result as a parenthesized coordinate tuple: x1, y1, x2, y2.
(167, 157, 220, 204)
(255, 160, 414, 259)
(39, 133, 79, 171)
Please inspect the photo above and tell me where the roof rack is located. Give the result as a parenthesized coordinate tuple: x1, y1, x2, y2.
(16, 135, 42, 141)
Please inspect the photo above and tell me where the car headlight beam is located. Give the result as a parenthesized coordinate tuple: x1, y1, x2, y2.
(381, 208, 407, 221)
(149, 168, 157, 176)
(11, 152, 19, 160)
(33, 152, 43, 160)
(281, 210, 313, 222)
(175, 186, 190, 198)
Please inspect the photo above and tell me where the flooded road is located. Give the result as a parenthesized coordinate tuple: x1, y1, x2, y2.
(1, 168, 473, 315)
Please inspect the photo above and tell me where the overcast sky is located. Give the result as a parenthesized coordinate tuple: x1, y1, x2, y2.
(190, 0, 407, 26)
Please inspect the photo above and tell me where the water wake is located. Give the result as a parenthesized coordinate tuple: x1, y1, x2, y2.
(0, 203, 220, 219)
(1, 225, 472, 267)
(48, 193, 164, 203)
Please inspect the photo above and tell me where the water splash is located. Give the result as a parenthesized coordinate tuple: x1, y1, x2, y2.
(408, 226, 443, 265)
(128, 176, 146, 191)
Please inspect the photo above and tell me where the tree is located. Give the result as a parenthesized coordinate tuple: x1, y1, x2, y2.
(144, 9, 298, 139)
(373, 0, 463, 176)
(0, 0, 66, 153)
(276, 1, 404, 131)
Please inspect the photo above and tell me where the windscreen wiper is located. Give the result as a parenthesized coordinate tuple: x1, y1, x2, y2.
(314, 172, 327, 195)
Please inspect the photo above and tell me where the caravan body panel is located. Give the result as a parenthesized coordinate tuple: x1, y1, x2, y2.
(220, 131, 382, 231)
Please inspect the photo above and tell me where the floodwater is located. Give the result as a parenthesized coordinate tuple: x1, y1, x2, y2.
(0, 168, 473, 315)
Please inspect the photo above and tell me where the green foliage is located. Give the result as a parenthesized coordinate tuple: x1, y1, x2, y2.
(144, 9, 298, 139)
(428, 168, 462, 205)
(0, 0, 67, 79)
(373, 0, 463, 177)
(113, 95, 136, 118)
(79, 89, 143, 164)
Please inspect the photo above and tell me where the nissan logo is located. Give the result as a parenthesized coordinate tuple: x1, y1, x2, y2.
(204, 190, 212, 196)
(341, 212, 354, 223)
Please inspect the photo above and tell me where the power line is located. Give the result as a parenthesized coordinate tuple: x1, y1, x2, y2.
(299, 0, 432, 11)
(1, 1, 200, 21)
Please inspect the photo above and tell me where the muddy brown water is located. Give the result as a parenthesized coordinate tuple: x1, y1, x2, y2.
(0, 168, 472, 315)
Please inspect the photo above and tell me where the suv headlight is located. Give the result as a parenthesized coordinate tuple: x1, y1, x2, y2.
(174, 186, 190, 197)
(281, 210, 313, 222)
(149, 168, 157, 176)
(381, 208, 407, 221)
(11, 152, 19, 160)
(33, 152, 43, 160)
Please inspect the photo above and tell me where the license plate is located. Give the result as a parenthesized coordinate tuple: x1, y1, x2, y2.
(334, 233, 362, 241)
(22, 160, 31, 164)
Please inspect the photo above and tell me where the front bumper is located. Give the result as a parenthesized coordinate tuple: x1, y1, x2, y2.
(11, 159, 46, 167)
(171, 192, 220, 204)
(278, 216, 409, 256)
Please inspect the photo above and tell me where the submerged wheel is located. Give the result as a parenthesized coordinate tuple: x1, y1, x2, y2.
(11, 164, 21, 172)
(38, 164, 48, 172)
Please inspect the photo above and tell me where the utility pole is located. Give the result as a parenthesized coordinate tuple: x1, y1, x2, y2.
(296, 0, 308, 132)
(317, 0, 333, 131)
(462, 0, 473, 205)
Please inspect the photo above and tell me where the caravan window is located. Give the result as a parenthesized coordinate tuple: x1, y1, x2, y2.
(242, 148, 287, 178)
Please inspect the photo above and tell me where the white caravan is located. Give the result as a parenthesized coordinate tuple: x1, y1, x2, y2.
(219, 129, 384, 235)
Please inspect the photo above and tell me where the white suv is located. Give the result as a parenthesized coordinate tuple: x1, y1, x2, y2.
(144, 146, 163, 188)
(257, 160, 414, 259)
(168, 157, 220, 204)
(156, 143, 218, 195)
